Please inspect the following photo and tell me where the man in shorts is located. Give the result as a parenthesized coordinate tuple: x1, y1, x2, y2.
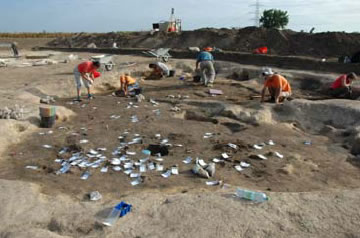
(260, 68, 292, 104)
(73, 61, 100, 101)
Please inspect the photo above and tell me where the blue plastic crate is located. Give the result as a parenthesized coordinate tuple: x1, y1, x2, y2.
(114, 201, 132, 217)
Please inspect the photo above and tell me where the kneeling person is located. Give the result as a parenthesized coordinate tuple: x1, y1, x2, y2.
(328, 72, 357, 98)
(148, 62, 170, 79)
(261, 68, 291, 104)
(120, 73, 141, 96)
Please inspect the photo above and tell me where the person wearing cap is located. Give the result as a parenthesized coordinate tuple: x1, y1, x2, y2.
(261, 68, 292, 104)
(147, 62, 170, 79)
(196, 47, 216, 87)
(328, 72, 357, 98)
(119, 73, 141, 96)
(73, 61, 101, 101)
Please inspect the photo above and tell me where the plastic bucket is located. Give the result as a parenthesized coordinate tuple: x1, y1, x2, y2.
(39, 105, 56, 128)
(134, 88, 142, 95)
(169, 70, 176, 77)
(193, 75, 201, 82)
(94, 71, 101, 78)
(40, 115, 56, 128)
(39, 105, 56, 117)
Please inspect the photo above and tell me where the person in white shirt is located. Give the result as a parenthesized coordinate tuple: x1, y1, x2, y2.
(147, 62, 170, 79)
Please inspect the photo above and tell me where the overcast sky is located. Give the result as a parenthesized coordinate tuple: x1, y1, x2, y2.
(1, 0, 359, 33)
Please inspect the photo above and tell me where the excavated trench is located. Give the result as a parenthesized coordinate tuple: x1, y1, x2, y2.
(2, 58, 360, 196)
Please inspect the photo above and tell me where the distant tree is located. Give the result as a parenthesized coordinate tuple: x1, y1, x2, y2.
(260, 9, 289, 29)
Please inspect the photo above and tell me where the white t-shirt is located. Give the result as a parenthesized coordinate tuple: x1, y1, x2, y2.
(155, 62, 170, 76)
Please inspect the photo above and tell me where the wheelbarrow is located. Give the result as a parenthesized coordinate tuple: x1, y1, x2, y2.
(91, 54, 115, 71)
(142, 48, 172, 62)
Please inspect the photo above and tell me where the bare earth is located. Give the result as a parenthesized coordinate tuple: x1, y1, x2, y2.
(0, 41, 360, 237)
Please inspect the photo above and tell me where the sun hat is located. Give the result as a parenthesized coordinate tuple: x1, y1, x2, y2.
(262, 67, 274, 76)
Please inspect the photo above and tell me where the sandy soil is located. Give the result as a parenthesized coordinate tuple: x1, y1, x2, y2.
(1, 45, 360, 237)
(4, 77, 360, 196)
(1, 178, 360, 238)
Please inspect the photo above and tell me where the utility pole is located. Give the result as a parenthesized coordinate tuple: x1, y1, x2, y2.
(250, 0, 263, 27)
(254, 0, 260, 27)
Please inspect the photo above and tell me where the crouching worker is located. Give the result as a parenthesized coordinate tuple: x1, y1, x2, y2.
(73, 61, 101, 101)
(261, 68, 292, 104)
(196, 47, 215, 87)
(146, 62, 170, 80)
(119, 73, 142, 96)
(328, 72, 357, 98)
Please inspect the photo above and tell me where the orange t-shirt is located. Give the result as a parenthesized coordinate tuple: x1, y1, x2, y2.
(78, 61, 97, 74)
(120, 75, 137, 85)
(264, 74, 291, 93)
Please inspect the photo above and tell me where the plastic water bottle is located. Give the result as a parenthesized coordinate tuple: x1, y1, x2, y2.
(236, 188, 269, 202)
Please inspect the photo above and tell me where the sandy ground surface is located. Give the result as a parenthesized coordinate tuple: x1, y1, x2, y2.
(1, 45, 360, 237)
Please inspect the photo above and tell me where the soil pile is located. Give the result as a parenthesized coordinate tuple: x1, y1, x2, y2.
(47, 27, 360, 57)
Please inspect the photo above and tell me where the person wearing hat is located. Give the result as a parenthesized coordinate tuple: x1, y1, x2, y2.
(147, 62, 170, 79)
(73, 61, 101, 101)
(261, 68, 292, 104)
(328, 72, 357, 98)
(196, 47, 215, 87)
(119, 73, 141, 96)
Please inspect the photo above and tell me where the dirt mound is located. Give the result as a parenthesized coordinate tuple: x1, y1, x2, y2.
(0, 120, 37, 157)
(48, 27, 360, 57)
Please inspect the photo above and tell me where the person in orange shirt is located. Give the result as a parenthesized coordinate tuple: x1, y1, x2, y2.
(260, 68, 292, 104)
(119, 73, 141, 96)
(328, 72, 357, 98)
(73, 61, 100, 101)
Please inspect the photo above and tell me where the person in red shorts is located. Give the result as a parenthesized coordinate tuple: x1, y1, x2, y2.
(73, 61, 101, 101)
(328, 72, 357, 98)
(261, 68, 292, 104)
